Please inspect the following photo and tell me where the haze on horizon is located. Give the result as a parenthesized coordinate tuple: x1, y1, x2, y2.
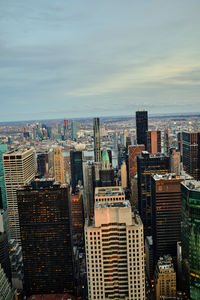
(1, 0, 200, 122)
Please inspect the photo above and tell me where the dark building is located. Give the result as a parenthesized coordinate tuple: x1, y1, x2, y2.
(137, 151, 170, 236)
(70, 150, 83, 193)
(93, 118, 101, 162)
(17, 179, 74, 296)
(136, 111, 148, 149)
(37, 152, 48, 177)
(147, 131, 161, 154)
(182, 131, 200, 180)
(151, 174, 185, 264)
(99, 169, 115, 187)
(0, 210, 11, 282)
(70, 190, 84, 242)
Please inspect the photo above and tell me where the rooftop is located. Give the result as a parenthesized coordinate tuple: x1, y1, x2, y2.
(95, 186, 124, 197)
(95, 200, 130, 209)
(157, 255, 174, 271)
(182, 180, 200, 192)
(4, 147, 32, 155)
(153, 172, 192, 181)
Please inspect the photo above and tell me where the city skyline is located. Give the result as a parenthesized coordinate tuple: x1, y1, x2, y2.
(1, 1, 200, 121)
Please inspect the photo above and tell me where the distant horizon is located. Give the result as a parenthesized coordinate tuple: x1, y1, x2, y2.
(1, 111, 199, 125)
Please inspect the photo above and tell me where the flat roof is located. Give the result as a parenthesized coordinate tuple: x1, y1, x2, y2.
(4, 148, 32, 155)
(182, 180, 200, 192)
(95, 200, 130, 209)
(153, 172, 192, 181)
(95, 186, 124, 197)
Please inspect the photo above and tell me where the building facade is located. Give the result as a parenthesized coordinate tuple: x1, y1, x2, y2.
(136, 111, 148, 149)
(70, 150, 83, 193)
(0, 144, 7, 209)
(93, 118, 101, 163)
(147, 131, 161, 154)
(53, 147, 65, 184)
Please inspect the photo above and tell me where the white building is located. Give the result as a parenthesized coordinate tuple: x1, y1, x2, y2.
(95, 186, 125, 203)
(85, 200, 145, 300)
(3, 148, 36, 244)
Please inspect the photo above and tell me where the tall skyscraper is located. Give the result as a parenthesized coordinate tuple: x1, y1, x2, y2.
(85, 200, 145, 300)
(64, 119, 69, 140)
(121, 161, 127, 189)
(128, 145, 145, 182)
(70, 150, 83, 193)
(181, 180, 200, 299)
(3, 148, 36, 243)
(137, 151, 170, 236)
(151, 173, 191, 263)
(101, 149, 110, 170)
(53, 147, 65, 184)
(136, 111, 148, 149)
(37, 152, 48, 177)
(154, 255, 176, 300)
(0, 209, 11, 282)
(71, 120, 77, 140)
(83, 161, 94, 217)
(182, 131, 200, 180)
(0, 264, 14, 300)
(17, 179, 74, 296)
(164, 128, 170, 155)
(147, 131, 161, 154)
(93, 118, 101, 162)
(0, 144, 7, 209)
(170, 148, 181, 175)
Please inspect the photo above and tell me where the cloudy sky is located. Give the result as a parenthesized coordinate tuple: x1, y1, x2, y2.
(1, 0, 200, 121)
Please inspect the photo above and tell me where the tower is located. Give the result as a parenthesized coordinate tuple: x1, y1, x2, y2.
(0, 144, 7, 209)
(147, 131, 161, 154)
(64, 119, 69, 140)
(93, 118, 101, 162)
(17, 179, 74, 296)
(85, 199, 145, 300)
(3, 148, 36, 243)
(70, 150, 83, 193)
(136, 111, 148, 149)
(53, 147, 65, 184)
(71, 120, 77, 140)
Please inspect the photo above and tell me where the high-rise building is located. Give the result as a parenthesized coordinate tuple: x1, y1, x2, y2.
(0, 210, 11, 282)
(99, 169, 115, 187)
(137, 151, 170, 236)
(145, 236, 153, 280)
(121, 161, 127, 189)
(71, 120, 77, 140)
(93, 118, 101, 162)
(170, 148, 181, 175)
(181, 180, 200, 299)
(70, 189, 84, 241)
(53, 147, 65, 184)
(0, 264, 14, 300)
(0, 144, 7, 209)
(154, 255, 176, 300)
(136, 111, 148, 149)
(147, 131, 161, 154)
(164, 128, 170, 155)
(128, 145, 145, 182)
(151, 173, 191, 263)
(3, 148, 36, 243)
(83, 162, 94, 217)
(70, 150, 83, 193)
(94, 186, 125, 203)
(101, 149, 110, 170)
(85, 200, 145, 300)
(182, 131, 200, 180)
(64, 119, 69, 140)
(17, 179, 73, 296)
(37, 152, 48, 177)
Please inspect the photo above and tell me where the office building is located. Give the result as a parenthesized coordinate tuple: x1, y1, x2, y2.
(164, 128, 170, 155)
(0, 210, 11, 282)
(3, 148, 36, 243)
(147, 131, 161, 154)
(182, 131, 200, 180)
(137, 151, 170, 236)
(121, 161, 127, 189)
(70, 150, 83, 193)
(37, 152, 48, 177)
(70, 189, 84, 241)
(93, 118, 101, 162)
(145, 236, 153, 280)
(101, 149, 110, 170)
(83, 162, 95, 217)
(128, 145, 145, 181)
(136, 111, 148, 149)
(85, 200, 145, 300)
(99, 169, 115, 187)
(0, 264, 14, 300)
(154, 255, 176, 300)
(71, 120, 77, 140)
(181, 180, 200, 299)
(9, 239, 23, 289)
(94, 186, 125, 203)
(151, 173, 191, 263)
(17, 179, 73, 296)
(64, 119, 69, 140)
(0, 144, 7, 209)
(53, 147, 65, 184)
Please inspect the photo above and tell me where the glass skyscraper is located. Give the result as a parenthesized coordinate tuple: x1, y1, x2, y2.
(181, 180, 200, 300)
(136, 111, 148, 149)
(93, 118, 101, 162)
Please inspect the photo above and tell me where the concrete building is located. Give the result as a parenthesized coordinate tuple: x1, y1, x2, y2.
(128, 145, 145, 181)
(154, 255, 176, 300)
(170, 148, 181, 175)
(53, 147, 65, 184)
(0, 264, 14, 300)
(121, 161, 127, 189)
(85, 200, 145, 300)
(3, 148, 36, 243)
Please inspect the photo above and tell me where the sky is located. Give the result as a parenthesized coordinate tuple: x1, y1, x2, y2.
(1, 0, 200, 122)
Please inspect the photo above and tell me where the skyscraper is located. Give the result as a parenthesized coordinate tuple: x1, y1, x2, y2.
(37, 152, 48, 177)
(3, 148, 36, 243)
(164, 128, 170, 155)
(85, 200, 145, 300)
(137, 151, 170, 236)
(93, 118, 101, 162)
(64, 119, 69, 140)
(17, 179, 74, 296)
(128, 145, 145, 182)
(147, 131, 161, 154)
(170, 148, 181, 175)
(0, 264, 14, 300)
(181, 180, 200, 299)
(0, 144, 7, 209)
(182, 131, 200, 180)
(70, 150, 83, 193)
(53, 147, 65, 184)
(136, 111, 148, 149)
(71, 120, 77, 140)
(0, 209, 11, 282)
